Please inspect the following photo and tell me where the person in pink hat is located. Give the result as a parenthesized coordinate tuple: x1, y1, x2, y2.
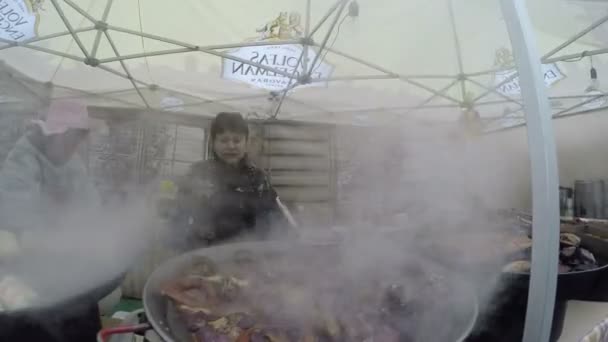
(0, 99, 99, 215)
(0, 99, 107, 342)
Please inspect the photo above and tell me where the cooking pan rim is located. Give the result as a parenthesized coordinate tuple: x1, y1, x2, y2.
(143, 240, 480, 342)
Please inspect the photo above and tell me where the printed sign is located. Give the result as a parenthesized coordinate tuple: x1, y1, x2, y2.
(492, 48, 565, 96)
(0, 0, 37, 42)
(221, 11, 333, 91)
(222, 44, 333, 91)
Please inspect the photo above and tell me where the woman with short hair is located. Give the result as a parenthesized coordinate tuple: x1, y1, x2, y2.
(173, 112, 291, 248)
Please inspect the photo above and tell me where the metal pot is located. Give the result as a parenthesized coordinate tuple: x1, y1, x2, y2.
(98, 241, 479, 342)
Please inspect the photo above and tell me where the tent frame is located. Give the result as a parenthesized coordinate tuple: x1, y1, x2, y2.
(0, 0, 604, 124)
(2, 1, 606, 341)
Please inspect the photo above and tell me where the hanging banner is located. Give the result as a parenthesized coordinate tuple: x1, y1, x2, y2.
(492, 48, 565, 96)
(0, 0, 38, 42)
(221, 11, 333, 91)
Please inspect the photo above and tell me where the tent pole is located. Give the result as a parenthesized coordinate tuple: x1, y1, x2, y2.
(11, 44, 85, 62)
(319, 45, 462, 104)
(308, 0, 344, 38)
(62, 0, 97, 23)
(471, 13, 608, 102)
(486, 104, 608, 134)
(107, 25, 297, 79)
(0, 27, 95, 51)
(308, 0, 348, 75)
(302, 0, 311, 72)
(49, 0, 90, 58)
(97, 65, 149, 86)
(91, 0, 115, 59)
(447, 0, 467, 99)
(99, 48, 193, 63)
(466, 77, 523, 105)
(104, 31, 150, 108)
(544, 47, 608, 64)
(402, 79, 461, 115)
(500, 1, 559, 342)
(552, 94, 606, 117)
(311, 74, 457, 83)
(543, 12, 608, 59)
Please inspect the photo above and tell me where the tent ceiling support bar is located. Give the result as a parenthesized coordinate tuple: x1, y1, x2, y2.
(97, 64, 149, 88)
(475, 99, 522, 106)
(308, 0, 344, 39)
(466, 66, 512, 77)
(312, 75, 398, 82)
(49, 0, 90, 58)
(109, 26, 298, 51)
(62, 0, 98, 24)
(271, 50, 305, 118)
(466, 77, 523, 106)
(99, 48, 193, 63)
(8, 43, 86, 62)
(544, 47, 608, 64)
(320, 45, 461, 104)
(308, 0, 348, 75)
(485, 104, 608, 134)
(303, 0, 311, 72)
(471, 16, 608, 103)
(501, 1, 560, 342)
(551, 94, 607, 100)
(543, 12, 608, 60)
(106, 24, 296, 79)
(447, 0, 466, 99)
(297, 103, 461, 117)
(472, 70, 519, 103)
(108, 24, 197, 49)
(51, 85, 146, 107)
(312, 74, 458, 83)
(91, 0, 115, 59)
(0, 27, 95, 51)
(202, 40, 300, 50)
(552, 93, 605, 117)
(98, 38, 300, 63)
(403, 78, 460, 115)
(163, 94, 269, 111)
(104, 31, 150, 108)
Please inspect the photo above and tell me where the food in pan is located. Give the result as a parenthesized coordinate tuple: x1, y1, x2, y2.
(161, 250, 446, 342)
(503, 233, 600, 274)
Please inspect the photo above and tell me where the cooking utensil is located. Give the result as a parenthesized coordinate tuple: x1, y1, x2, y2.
(97, 241, 479, 342)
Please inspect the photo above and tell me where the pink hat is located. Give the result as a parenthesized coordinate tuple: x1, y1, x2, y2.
(33, 100, 90, 135)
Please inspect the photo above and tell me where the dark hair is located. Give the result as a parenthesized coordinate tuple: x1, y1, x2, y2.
(210, 112, 249, 140)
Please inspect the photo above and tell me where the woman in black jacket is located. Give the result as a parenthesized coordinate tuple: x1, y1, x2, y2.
(172, 112, 290, 248)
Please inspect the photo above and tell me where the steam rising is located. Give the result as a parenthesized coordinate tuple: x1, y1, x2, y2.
(0, 116, 530, 340)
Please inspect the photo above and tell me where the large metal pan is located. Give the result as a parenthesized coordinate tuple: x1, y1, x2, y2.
(99, 241, 479, 342)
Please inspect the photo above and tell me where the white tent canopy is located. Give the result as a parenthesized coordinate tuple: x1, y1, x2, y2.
(0, 1, 606, 341)
(0, 0, 606, 127)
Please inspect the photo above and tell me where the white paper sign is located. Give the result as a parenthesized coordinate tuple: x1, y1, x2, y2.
(222, 44, 333, 91)
(0, 0, 37, 42)
(494, 63, 565, 96)
(160, 96, 184, 112)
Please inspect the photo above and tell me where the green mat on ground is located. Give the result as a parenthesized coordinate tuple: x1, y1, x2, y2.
(111, 298, 143, 314)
